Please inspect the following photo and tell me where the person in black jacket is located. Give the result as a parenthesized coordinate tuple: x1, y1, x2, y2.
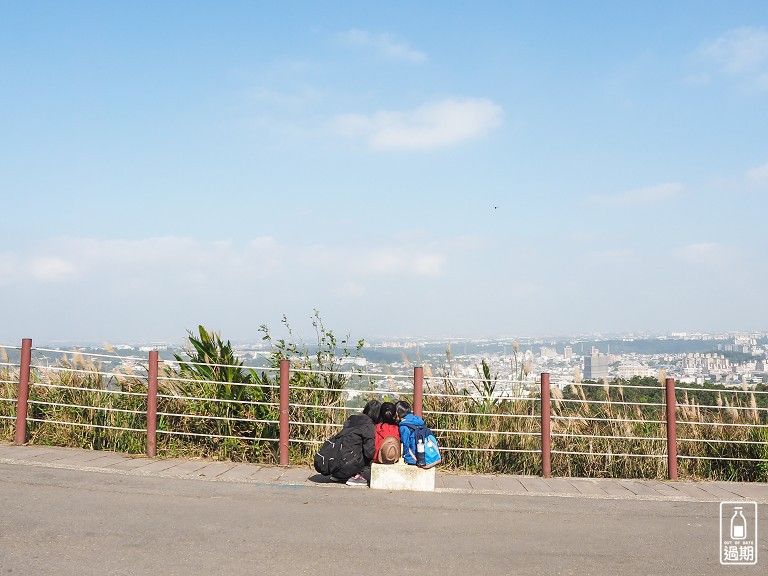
(330, 399, 379, 486)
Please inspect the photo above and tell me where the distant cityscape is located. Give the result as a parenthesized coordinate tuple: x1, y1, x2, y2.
(28, 331, 768, 396)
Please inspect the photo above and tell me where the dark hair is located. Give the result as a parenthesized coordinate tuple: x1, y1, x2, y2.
(395, 400, 411, 420)
(380, 402, 397, 425)
(363, 399, 381, 424)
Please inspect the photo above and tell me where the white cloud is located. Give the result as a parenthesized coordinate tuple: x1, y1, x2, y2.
(699, 27, 768, 89)
(359, 248, 445, 276)
(587, 249, 636, 267)
(701, 27, 768, 74)
(337, 29, 426, 63)
(672, 243, 727, 268)
(10, 235, 446, 299)
(587, 182, 684, 206)
(334, 282, 366, 298)
(746, 161, 768, 184)
(412, 254, 444, 275)
(28, 258, 77, 282)
(334, 98, 503, 150)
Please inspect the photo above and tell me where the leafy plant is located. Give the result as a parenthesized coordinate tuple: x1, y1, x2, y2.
(161, 325, 272, 460)
(258, 310, 366, 461)
(469, 359, 499, 411)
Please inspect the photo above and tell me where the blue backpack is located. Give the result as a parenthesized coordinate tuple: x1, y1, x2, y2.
(403, 423, 441, 469)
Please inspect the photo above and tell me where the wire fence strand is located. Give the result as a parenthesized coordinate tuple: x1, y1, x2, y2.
(28, 400, 146, 416)
(26, 418, 145, 433)
(33, 382, 147, 397)
(156, 429, 279, 442)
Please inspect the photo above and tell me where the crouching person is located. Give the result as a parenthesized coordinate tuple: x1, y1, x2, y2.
(314, 400, 378, 486)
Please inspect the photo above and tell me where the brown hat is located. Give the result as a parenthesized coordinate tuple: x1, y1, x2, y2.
(377, 436, 401, 464)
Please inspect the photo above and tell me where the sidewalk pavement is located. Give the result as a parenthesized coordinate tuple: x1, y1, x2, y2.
(1, 442, 766, 503)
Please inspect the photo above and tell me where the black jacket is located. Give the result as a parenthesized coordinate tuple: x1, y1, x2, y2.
(334, 413, 375, 478)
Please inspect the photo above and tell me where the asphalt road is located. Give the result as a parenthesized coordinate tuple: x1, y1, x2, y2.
(0, 464, 764, 576)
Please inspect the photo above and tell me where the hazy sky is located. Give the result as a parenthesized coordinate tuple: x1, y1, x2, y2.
(1, 1, 767, 344)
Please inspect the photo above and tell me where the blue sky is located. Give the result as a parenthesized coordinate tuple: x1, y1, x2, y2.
(1, 1, 767, 343)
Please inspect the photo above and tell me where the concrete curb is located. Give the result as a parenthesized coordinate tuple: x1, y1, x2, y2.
(2, 442, 767, 504)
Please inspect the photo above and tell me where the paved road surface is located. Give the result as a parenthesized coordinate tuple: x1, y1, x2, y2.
(1, 444, 766, 575)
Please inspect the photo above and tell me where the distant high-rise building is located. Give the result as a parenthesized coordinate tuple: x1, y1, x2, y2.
(584, 351, 610, 380)
(564, 346, 573, 360)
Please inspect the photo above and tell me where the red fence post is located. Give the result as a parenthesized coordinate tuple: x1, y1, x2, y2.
(413, 366, 423, 418)
(665, 377, 678, 480)
(540, 372, 552, 478)
(279, 359, 290, 466)
(14, 338, 32, 445)
(146, 351, 158, 458)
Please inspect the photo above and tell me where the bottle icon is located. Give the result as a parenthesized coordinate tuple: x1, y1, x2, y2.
(731, 507, 747, 540)
(416, 438, 426, 466)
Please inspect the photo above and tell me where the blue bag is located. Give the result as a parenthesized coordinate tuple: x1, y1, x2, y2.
(404, 423, 442, 469)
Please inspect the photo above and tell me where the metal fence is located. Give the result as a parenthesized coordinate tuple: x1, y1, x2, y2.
(1, 338, 767, 480)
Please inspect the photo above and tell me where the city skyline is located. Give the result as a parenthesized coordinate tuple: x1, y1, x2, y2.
(5, 331, 766, 391)
(1, 2, 767, 343)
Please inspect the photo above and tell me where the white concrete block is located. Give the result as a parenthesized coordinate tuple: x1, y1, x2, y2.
(370, 461, 435, 492)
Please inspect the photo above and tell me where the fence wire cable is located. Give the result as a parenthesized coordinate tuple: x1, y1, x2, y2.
(156, 411, 278, 425)
(675, 385, 768, 395)
(33, 347, 147, 362)
(423, 390, 535, 401)
(675, 403, 768, 412)
(157, 375, 279, 390)
(433, 428, 539, 437)
(156, 393, 278, 408)
(289, 403, 355, 411)
(677, 437, 768, 446)
(554, 398, 666, 407)
(288, 438, 323, 445)
(424, 409, 539, 419)
(28, 400, 145, 415)
(33, 382, 147, 397)
(678, 454, 768, 462)
(290, 366, 412, 380)
(559, 381, 663, 390)
(289, 421, 343, 428)
(158, 357, 279, 373)
(677, 420, 768, 429)
(156, 429, 279, 442)
(551, 415, 666, 424)
(425, 375, 529, 387)
(31, 365, 148, 381)
(287, 384, 401, 394)
(441, 446, 540, 454)
(551, 450, 665, 458)
(25, 418, 145, 433)
(551, 433, 666, 442)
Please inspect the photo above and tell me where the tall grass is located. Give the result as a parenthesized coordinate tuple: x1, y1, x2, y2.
(422, 359, 541, 475)
(2, 340, 767, 481)
(1, 351, 148, 453)
(0, 346, 19, 440)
